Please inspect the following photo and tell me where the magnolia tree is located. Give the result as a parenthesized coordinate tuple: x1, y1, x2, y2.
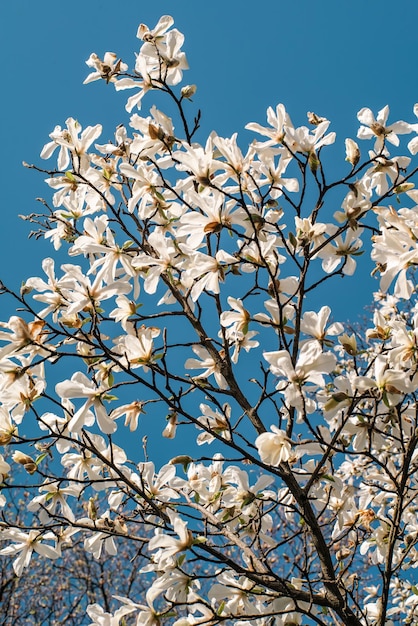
(2, 15, 418, 626)
(0, 488, 147, 624)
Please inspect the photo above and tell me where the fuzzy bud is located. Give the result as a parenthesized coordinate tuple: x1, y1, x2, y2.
(345, 138, 360, 167)
(181, 84, 197, 100)
(12, 451, 37, 474)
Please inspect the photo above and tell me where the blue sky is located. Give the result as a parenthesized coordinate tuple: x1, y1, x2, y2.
(2, 0, 418, 322)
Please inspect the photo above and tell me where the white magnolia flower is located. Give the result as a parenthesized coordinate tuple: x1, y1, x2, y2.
(40, 117, 102, 170)
(83, 51, 128, 85)
(86, 602, 135, 626)
(0, 529, 59, 576)
(264, 342, 336, 410)
(255, 425, 292, 466)
(148, 515, 193, 569)
(55, 372, 116, 434)
(185, 345, 228, 389)
(300, 306, 343, 344)
(357, 105, 411, 152)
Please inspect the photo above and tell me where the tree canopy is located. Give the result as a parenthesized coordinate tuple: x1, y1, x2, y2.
(1, 14, 418, 626)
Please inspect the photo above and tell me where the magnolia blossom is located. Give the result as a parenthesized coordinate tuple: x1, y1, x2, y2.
(195, 403, 231, 445)
(354, 355, 413, 405)
(345, 138, 360, 166)
(28, 481, 80, 523)
(300, 306, 343, 344)
(86, 602, 135, 626)
(357, 105, 411, 152)
(255, 426, 292, 466)
(0, 529, 59, 576)
(114, 324, 160, 372)
(317, 227, 363, 276)
(185, 345, 227, 389)
(245, 103, 291, 147)
(285, 118, 336, 154)
(0, 453, 10, 481)
(55, 372, 116, 434)
(264, 342, 336, 411)
(40, 117, 102, 170)
(84, 51, 128, 85)
(148, 515, 194, 569)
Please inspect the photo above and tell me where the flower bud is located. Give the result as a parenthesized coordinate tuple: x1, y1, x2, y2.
(345, 138, 360, 167)
(163, 411, 178, 439)
(88, 497, 98, 521)
(308, 151, 320, 173)
(169, 455, 193, 466)
(307, 111, 326, 126)
(394, 182, 415, 194)
(338, 332, 358, 355)
(12, 451, 37, 474)
(181, 84, 197, 100)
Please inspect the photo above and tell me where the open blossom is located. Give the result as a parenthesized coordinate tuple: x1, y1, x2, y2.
(195, 403, 231, 445)
(0, 529, 59, 576)
(139, 16, 189, 86)
(220, 296, 251, 334)
(114, 324, 160, 371)
(57, 263, 131, 318)
(176, 190, 246, 248)
(285, 118, 336, 154)
(109, 400, 145, 431)
(300, 306, 343, 344)
(40, 117, 102, 170)
(316, 227, 363, 276)
(371, 215, 418, 299)
(357, 105, 411, 152)
(148, 514, 193, 569)
(131, 229, 186, 294)
(245, 103, 292, 146)
(119, 161, 165, 216)
(24, 257, 73, 321)
(407, 103, 418, 154)
(185, 345, 227, 389)
(27, 481, 80, 523)
(138, 461, 180, 502)
(55, 372, 116, 434)
(255, 426, 292, 466)
(264, 342, 336, 410)
(0, 316, 48, 360)
(83, 51, 128, 85)
(294, 216, 327, 248)
(354, 355, 413, 405)
(186, 249, 238, 302)
(86, 602, 136, 626)
(109, 295, 141, 329)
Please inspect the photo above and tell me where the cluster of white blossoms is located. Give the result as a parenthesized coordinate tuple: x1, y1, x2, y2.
(2, 14, 418, 626)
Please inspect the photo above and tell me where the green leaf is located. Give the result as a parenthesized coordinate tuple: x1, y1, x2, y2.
(35, 452, 49, 465)
(217, 601, 226, 615)
(103, 394, 118, 402)
(193, 535, 206, 544)
(289, 231, 297, 248)
(382, 391, 390, 408)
